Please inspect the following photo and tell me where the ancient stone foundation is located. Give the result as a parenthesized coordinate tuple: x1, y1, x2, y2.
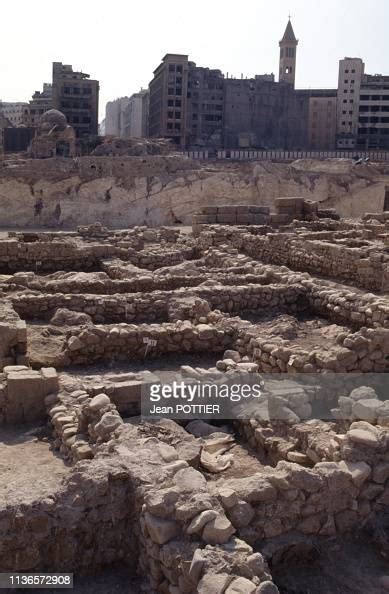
(2, 205, 389, 592)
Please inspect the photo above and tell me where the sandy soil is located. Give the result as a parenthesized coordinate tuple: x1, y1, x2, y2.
(0, 427, 70, 505)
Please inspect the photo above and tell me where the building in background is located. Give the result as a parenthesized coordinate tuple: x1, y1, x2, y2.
(28, 83, 53, 127)
(52, 62, 99, 137)
(148, 21, 308, 150)
(296, 89, 337, 149)
(105, 97, 130, 137)
(279, 18, 298, 87)
(149, 54, 190, 148)
(123, 89, 149, 138)
(336, 58, 365, 149)
(336, 57, 389, 150)
(99, 119, 106, 136)
(186, 67, 224, 148)
(0, 102, 29, 127)
(224, 75, 309, 150)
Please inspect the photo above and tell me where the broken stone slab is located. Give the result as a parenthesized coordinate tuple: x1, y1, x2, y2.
(225, 577, 257, 594)
(220, 474, 276, 503)
(173, 467, 207, 492)
(218, 487, 239, 509)
(348, 426, 380, 448)
(197, 573, 230, 594)
(352, 398, 384, 423)
(338, 460, 371, 487)
(202, 513, 235, 544)
(144, 511, 180, 545)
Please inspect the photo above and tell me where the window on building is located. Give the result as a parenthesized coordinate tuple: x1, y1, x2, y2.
(344, 79, 348, 83)
(174, 111, 181, 119)
(82, 116, 91, 123)
(345, 69, 349, 73)
(174, 122, 181, 130)
(168, 100, 174, 106)
(73, 87, 80, 95)
(73, 116, 79, 123)
(64, 87, 71, 94)
(175, 100, 181, 107)
(176, 65, 183, 73)
(351, 69, 355, 73)
(168, 88, 174, 95)
(343, 99, 347, 103)
(83, 87, 92, 95)
(168, 110, 174, 118)
(351, 79, 355, 83)
(167, 122, 173, 129)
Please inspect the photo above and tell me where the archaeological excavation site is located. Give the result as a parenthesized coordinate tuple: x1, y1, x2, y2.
(2, 153, 389, 594)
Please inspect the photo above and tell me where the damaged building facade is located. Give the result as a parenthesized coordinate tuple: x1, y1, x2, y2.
(148, 20, 310, 150)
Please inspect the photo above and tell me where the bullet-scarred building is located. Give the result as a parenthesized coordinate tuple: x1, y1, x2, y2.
(52, 62, 99, 138)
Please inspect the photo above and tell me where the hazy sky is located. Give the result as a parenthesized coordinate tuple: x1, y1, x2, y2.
(1, 0, 388, 121)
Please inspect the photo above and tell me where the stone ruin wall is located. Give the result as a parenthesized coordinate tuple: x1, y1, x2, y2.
(2, 215, 389, 592)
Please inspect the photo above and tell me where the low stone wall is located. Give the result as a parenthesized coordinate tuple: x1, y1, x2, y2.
(0, 230, 194, 274)
(11, 283, 306, 325)
(197, 225, 389, 292)
(63, 321, 236, 366)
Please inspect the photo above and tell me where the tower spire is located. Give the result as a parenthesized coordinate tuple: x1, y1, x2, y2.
(279, 18, 298, 87)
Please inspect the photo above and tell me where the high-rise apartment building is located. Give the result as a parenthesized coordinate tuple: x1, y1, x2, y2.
(336, 57, 389, 150)
(336, 58, 365, 149)
(52, 62, 99, 137)
(148, 54, 190, 148)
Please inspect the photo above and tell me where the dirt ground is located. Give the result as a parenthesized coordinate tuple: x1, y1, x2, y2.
(0, 427, 70, 505)
(272, 536, 389, 594)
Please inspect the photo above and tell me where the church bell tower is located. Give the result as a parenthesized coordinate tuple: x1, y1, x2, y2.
(279, 18, 298, 87)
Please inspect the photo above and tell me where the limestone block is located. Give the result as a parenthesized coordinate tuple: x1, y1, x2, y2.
(144, 512, 180, 545)
(198, 573, 230, 594)
(338, 460, 371, 487)
(225, 577, 256, 594)
(352, 398, 384, 423)
(201, 513, 235, 544)
(40, 367, 59, 395)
